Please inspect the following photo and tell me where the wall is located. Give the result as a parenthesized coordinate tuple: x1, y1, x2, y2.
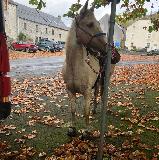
(3, 2, 17, 40)
(18, 18, 68, 42)
(126, 20, 159, 50)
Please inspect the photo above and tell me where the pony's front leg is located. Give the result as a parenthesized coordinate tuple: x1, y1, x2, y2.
(67, 91, 77, 137)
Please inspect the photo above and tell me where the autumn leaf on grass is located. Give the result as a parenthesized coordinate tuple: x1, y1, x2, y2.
(4, 125, 16, 130)
(16, 146, 36, 159)
(136, 129, 144, 134)
(41, 115, 64, 127)
(27, 119, 37, 126)
(0, 141, 10, 150)
(122, 140, 133, 149)
(14, 138, 26, 144)
(39, 152, 47, 157)
(23, 134, 36, 140)
(129, 150, 146, 160)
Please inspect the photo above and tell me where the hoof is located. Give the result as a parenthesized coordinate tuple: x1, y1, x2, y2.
(0, 102, 11, 120)
(80, 130, 92, 140)
(67, 127, 77, 137)
(91, 109, 96, 115)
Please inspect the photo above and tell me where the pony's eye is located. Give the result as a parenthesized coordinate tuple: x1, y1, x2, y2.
(87, 22, 94, 28)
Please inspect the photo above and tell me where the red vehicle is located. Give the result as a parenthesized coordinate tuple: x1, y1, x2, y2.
(12, 41, 38, 52)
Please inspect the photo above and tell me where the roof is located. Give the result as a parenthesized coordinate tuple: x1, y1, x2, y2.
(9, 1, 69, 31)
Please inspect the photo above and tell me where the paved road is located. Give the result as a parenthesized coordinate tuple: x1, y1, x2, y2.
(10, 56, 159, 77)
(10, 56, 65, 77)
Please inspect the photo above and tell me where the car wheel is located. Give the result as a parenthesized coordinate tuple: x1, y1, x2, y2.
(25, 48, 30, 53)
(13, 47, 16, 51)
(45, 48, 50, 52)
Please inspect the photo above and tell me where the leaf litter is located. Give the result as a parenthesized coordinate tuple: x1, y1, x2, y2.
(0, 55, 159, 159)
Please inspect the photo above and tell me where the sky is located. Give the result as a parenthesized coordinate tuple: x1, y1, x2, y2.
(13, 0, 159, 27)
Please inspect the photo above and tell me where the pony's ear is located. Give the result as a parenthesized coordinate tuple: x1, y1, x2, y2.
(80, 0, 89, 16)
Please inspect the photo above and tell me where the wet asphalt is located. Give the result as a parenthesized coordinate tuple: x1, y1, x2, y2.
(10, 56, 159, 78)
(10, 56, 65, 77)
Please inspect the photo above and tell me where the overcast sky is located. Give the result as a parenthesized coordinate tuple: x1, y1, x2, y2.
(13, 0, 158, 27)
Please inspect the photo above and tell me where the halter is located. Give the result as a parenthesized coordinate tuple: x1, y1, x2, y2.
(75, 16, 106, 50)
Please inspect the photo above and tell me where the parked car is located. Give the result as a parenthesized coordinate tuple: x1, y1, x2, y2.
(12, 41, 38, 52)
(36, 41, 55, 52)
(37, 39, 63, 52)
(58, 41, 65, 49)
(52, 41, 63, 52)
(137, 48, 147, 53)
(147, 49, 159, 56)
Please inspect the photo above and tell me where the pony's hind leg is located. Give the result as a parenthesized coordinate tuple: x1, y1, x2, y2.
(84, 90, 92, 131)
(92, 83, 100, 114)
(67, 91, 77, 137)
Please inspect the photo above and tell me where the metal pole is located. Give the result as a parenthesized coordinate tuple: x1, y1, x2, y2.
(0, 0, 5, 33)
(97, 0, 117, 159)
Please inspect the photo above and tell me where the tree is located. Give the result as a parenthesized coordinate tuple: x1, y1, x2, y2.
(18, 32, 33, 42)
(29, 0, 46, 10)
(18, 32, 27, 41)
(29, 0, 159, 32)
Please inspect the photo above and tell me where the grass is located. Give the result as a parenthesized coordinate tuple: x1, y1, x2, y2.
(0, 74, 159, 159)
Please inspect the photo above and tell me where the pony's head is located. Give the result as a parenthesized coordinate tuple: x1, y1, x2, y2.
(75, 0, 107, 55)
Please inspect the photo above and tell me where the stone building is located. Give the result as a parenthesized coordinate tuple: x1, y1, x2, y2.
(3, 0, 17, 40)
(3, 0, 69, 43)
(125, 19, 159, 51)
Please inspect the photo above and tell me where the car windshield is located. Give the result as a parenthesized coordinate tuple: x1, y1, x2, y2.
(39, 42, 46, 45)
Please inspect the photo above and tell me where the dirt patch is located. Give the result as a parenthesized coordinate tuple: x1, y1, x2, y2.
(120, 54, 159, 62)
(9, 50, 65, 60)
(9, 50, 159, 62)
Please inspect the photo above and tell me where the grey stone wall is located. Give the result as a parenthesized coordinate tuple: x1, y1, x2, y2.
(18, 18, 68, 42)
(4, 3, 17, 40)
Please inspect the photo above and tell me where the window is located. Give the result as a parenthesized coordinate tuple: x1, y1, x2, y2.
(36, 25, 38, 32)
(131, 43, 134, 47)
(46, 28, 48, 34)
(52, 29, 54, 35)
(147, 33, 151, 39)
(146, 43, 150, 48)
(59, 34, 61, 39)
(24, 22, 27, 30)
(143, 26, 147, 30)
(35, 37, 38, 43)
